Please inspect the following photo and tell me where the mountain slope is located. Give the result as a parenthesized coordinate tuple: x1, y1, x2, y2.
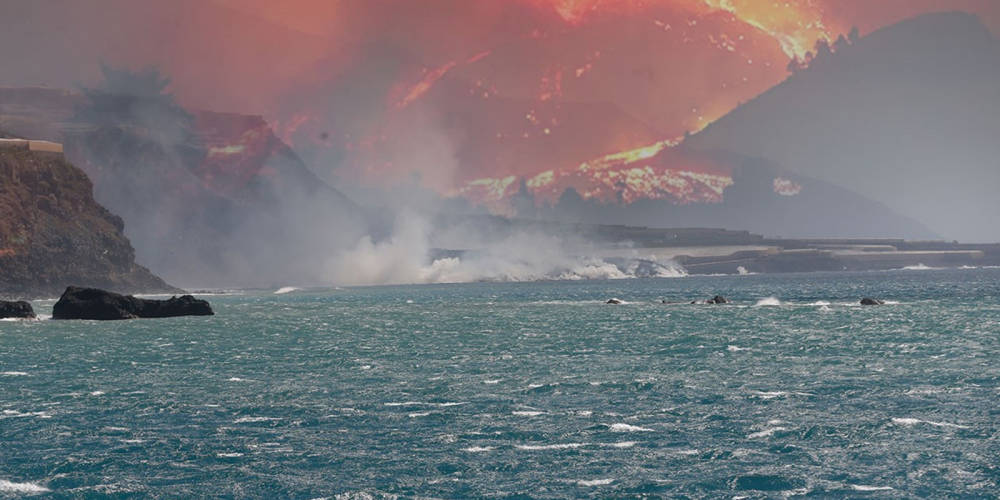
(62, 112, 370, 288)
(528, 149, 937, 240)
(687, 12, 1000, 242)
(0, 86, 371, 288)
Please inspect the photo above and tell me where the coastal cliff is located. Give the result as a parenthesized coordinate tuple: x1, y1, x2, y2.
(0, 139, 177, 299)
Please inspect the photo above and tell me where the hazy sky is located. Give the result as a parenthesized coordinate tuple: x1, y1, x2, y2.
(3, 0, 999, 240)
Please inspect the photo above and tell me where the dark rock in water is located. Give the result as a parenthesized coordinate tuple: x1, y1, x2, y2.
(693, 295, 729, 304)
(606, 298, 624, 305)
(860, 297, 885, 306)
(52, 287, 214, 320)
(0, 301, 36, 319)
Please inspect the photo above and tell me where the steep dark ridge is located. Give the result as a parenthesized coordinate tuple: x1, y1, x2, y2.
(0, 141, 177, 299)
(62, 120, 369, 288)
(687, 12, 1000, 242)
(0, 87, 373, 288)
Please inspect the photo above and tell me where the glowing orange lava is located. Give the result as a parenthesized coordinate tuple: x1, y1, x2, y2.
(67, 0, 995, 209)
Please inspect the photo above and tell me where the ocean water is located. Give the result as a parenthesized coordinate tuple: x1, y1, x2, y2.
(1, 269, 999, 499)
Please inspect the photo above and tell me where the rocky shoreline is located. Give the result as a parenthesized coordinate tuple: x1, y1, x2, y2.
(0, 138, 179, 300)
(1, 287, 214, 320)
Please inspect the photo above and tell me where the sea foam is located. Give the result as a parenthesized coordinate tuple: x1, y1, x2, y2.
(891, 418, 970, 429)
(513, 411, 546, 417)
(608, 423, 654, 432)
(747, 427, 788, 439)
(516, 443, 585, 450)
(577, 478, 614, 486)
(902, 264, 941, 271)
(234, 416, 282, 424)
(0, 479, 49, 494)
(850, 485, 894, 491)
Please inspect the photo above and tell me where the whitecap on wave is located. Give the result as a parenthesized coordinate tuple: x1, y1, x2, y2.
(513, 411, 546, 417)
(747, 427, 788, 439)
(516, 443, 585, 451)
(0, 410, 51, 420)
(577, 478, 614, 486)
(607, 441, 637, 448)
(333, 491, 401, 500)
(754, 297, 782, 307)
(750, 391, 813, 399)
(901, 264, 942, 271)
(516, 441, 640, 451)
(274, 287, 301, 294)
(608, 423, 654, 432)
(850, 485, 894, 491)
(0, 479, 49, 495)
(233, 416, 282, 424)
(384, 401, 466, 408)
(891, 417, 970, 429)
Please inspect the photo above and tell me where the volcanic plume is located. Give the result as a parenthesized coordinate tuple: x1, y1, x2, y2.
(216, 0, 997, 211)
(2, 0, 999, 218)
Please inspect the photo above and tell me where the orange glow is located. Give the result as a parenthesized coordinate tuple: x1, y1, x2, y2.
(446, 175, 520, 203)
(394, 51, 491, 109)
(517, 0, 833, 59)
(773, 177, 803, 196)
(25, 0, 995, 209)
(193, 112, 287, 197)
(700, 0, 833, 59)
(396, 61, 459, 109)
(586, 141, 672, 171)
(452, 139, 739, 210)
(271, 112, 317, 145)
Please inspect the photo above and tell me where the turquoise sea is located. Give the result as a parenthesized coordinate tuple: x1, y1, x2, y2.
(1, 268, 999, 499)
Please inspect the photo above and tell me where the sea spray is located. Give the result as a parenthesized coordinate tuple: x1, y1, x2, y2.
(330, 213, 685, 285)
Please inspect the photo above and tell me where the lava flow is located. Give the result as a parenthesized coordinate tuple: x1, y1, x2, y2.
(16, 0, 994, 210)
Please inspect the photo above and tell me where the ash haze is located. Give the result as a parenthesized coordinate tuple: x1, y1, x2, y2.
(1, 0, 1000, 288)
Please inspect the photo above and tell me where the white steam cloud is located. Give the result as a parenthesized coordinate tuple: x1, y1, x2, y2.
(329, 213, 686, 286)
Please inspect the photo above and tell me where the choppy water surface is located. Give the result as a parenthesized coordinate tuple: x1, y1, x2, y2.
(2, 269, 999, 498)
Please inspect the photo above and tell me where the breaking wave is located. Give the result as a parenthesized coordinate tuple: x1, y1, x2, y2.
(891, 417, 970, 429)
(754, 297, 782, 307)
(901, 264, 943, 271)
(0, 479, 49, 495)
(608, 423, 655, 432)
